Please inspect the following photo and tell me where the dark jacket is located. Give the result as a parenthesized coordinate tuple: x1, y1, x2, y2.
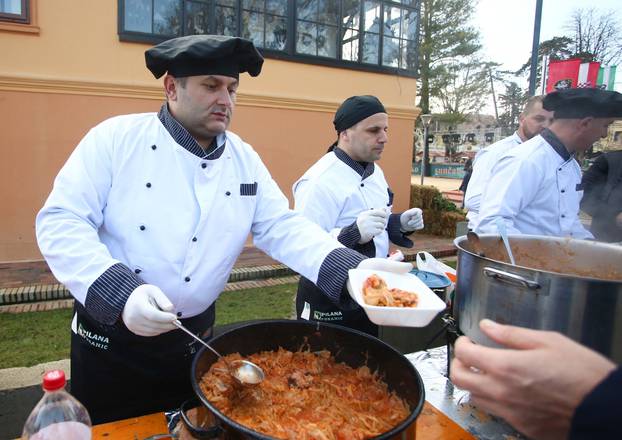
(580, 151, 622, 242)
(570, 367, 622, 439)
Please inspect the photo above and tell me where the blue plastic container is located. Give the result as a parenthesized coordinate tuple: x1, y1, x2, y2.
(410, 268, 451, 301)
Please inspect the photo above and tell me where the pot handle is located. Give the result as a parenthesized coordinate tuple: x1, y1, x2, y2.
(483, 267, 541, 290)
(179, 398, 222, 439)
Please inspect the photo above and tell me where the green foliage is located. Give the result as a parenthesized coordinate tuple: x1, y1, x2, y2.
(0, 283, 298, 369)
(420, 209, 466, 237)
(516, 9, 622, 86)
(498, 82, 527, 135)
(410, 184, 439, 210)
(431, 58, 499, 115)
(410, 184, 465, 237)
(516, 36, 574, 76)
(431, 192, 461, 213)
(417, 0, 482, 114)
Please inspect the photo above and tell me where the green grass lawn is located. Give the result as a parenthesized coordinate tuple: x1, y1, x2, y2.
(0, 283, 298, 369)
(0, 259, 456, 369)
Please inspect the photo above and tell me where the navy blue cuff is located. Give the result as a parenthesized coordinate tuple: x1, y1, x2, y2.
(570, 367, 622, 440)
(388, 213, 414, 248)
(316, 248, 366, 310)
(337, 221, 362, 248)
(84, 263, 146, 325)
(338, 221, 376, 257)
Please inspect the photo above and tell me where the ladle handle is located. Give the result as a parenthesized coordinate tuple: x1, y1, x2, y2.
(171, 320, 223, 359)
(148, 297, 223, 359)
(495, 218, 516, 265)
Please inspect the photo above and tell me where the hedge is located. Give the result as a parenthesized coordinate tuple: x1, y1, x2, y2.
(410, 184, 466, 238)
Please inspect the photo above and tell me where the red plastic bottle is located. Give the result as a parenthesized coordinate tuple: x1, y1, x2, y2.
(22, 370, 92, 440)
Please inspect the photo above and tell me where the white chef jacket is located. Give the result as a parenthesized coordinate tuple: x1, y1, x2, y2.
(464, 132, 522, 229)
(36, 111, 357, 324)
(293, 148, 408, 258)
(476, 130, 593, 239)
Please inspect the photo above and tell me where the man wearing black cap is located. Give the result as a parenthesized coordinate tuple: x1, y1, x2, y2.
(35, 37, 410, 423)
(476, 88, 622, 238)
(292, 95, 424, 336)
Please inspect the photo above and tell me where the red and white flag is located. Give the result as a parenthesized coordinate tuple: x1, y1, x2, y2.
(577, 62, 600, 88)
(545, 58, 601, 92)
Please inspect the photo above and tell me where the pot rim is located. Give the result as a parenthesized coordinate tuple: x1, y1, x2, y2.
(191, 319, 425, 440)
(454, 233, 622, 282)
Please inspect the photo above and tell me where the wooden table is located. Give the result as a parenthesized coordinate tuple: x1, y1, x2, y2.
(93, 401, 474, 439)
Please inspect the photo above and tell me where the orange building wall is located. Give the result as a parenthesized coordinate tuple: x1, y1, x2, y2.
(0, 0, 420, 262)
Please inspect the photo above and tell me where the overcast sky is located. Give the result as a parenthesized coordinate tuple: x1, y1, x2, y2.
(474, 0, 622, 112)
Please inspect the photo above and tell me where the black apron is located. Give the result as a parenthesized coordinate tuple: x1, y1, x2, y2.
(69, 301, 215, 425)
(296, 276, 378, 337)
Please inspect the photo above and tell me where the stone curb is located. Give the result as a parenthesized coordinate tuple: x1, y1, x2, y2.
(0, 264, 295, 306)
(0, 249, 456, 308)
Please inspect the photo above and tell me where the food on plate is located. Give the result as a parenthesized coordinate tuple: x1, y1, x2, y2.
(200, 348, 410, 439)
(362, 274, 419, 307)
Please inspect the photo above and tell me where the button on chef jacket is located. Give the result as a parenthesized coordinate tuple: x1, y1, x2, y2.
(36, 105, 365, 325)
(464, 132, 522, 230)
(293, 147, 413, 258)
(476, 129, 593, 239)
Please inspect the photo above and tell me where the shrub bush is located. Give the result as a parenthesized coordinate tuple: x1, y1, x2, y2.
(410, 184, 465, 237)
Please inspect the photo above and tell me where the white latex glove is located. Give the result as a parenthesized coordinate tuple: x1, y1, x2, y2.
(357, 257, 413, 274)
(400, 207, 424, 232)
(356, 209, 389, 244)
(122, 284, 178, 337)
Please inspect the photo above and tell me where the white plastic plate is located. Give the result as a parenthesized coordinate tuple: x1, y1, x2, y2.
(347, 269, 446, 327)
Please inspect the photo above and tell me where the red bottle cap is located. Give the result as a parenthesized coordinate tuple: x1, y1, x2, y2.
(42, 370, 66, 391)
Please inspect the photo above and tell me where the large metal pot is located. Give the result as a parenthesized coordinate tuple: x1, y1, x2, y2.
(191, 319, 425, 439)
(453, 234, 622, 363)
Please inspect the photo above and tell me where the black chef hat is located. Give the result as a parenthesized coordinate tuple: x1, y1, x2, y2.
(543, 88, 622, 119)
(333, 95, 387, 133)
(145, 35, 264, 80)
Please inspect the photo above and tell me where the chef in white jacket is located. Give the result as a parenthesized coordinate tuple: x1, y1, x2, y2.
(464, 95, 553, 229)
(35, 36, 409, 424)
(292, 95, 424, 336)
(477, 88, 622, 238)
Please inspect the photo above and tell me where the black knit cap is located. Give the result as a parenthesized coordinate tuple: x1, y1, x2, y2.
(145, 35, 264, 80)
(543, 88, 622, 119)
(333, 95, 387, 132)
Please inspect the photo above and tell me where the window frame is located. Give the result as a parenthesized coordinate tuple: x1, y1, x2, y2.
(117, 0, 420, 77)
(0, 0, 29, 24)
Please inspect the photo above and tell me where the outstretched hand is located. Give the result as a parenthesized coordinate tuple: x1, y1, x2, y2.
(450, 319, 616, 440)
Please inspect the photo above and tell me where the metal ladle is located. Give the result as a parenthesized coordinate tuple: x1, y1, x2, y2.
(466, 231, 486, 257)
(495, 218, 516, 265)
(150, 299, 264, 385)
(171, 320, 265, 386)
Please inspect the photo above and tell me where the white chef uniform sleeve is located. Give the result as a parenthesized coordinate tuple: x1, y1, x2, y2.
(294, 178, 364, 248)
(36, 124, 144, 325)
(251, 155, 365, 304)
(476, 154, 543, 236)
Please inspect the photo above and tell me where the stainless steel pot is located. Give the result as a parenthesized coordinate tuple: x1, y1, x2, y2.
(453, 234, 622, 363)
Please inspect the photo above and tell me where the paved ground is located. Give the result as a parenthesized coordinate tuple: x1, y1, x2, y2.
(411, 175, 463, 192)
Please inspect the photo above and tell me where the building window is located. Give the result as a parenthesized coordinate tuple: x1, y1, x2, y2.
(119, 0, 420, 76)
(0, 0, 29, 23)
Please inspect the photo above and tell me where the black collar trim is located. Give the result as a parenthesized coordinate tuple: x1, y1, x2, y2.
(157, 103, 226, 160)
(541, 128, 572, 162)
(333, 146, 375, 179)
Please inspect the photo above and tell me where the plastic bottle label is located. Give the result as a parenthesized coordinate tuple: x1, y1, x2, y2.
(29, 422, 91, 440)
